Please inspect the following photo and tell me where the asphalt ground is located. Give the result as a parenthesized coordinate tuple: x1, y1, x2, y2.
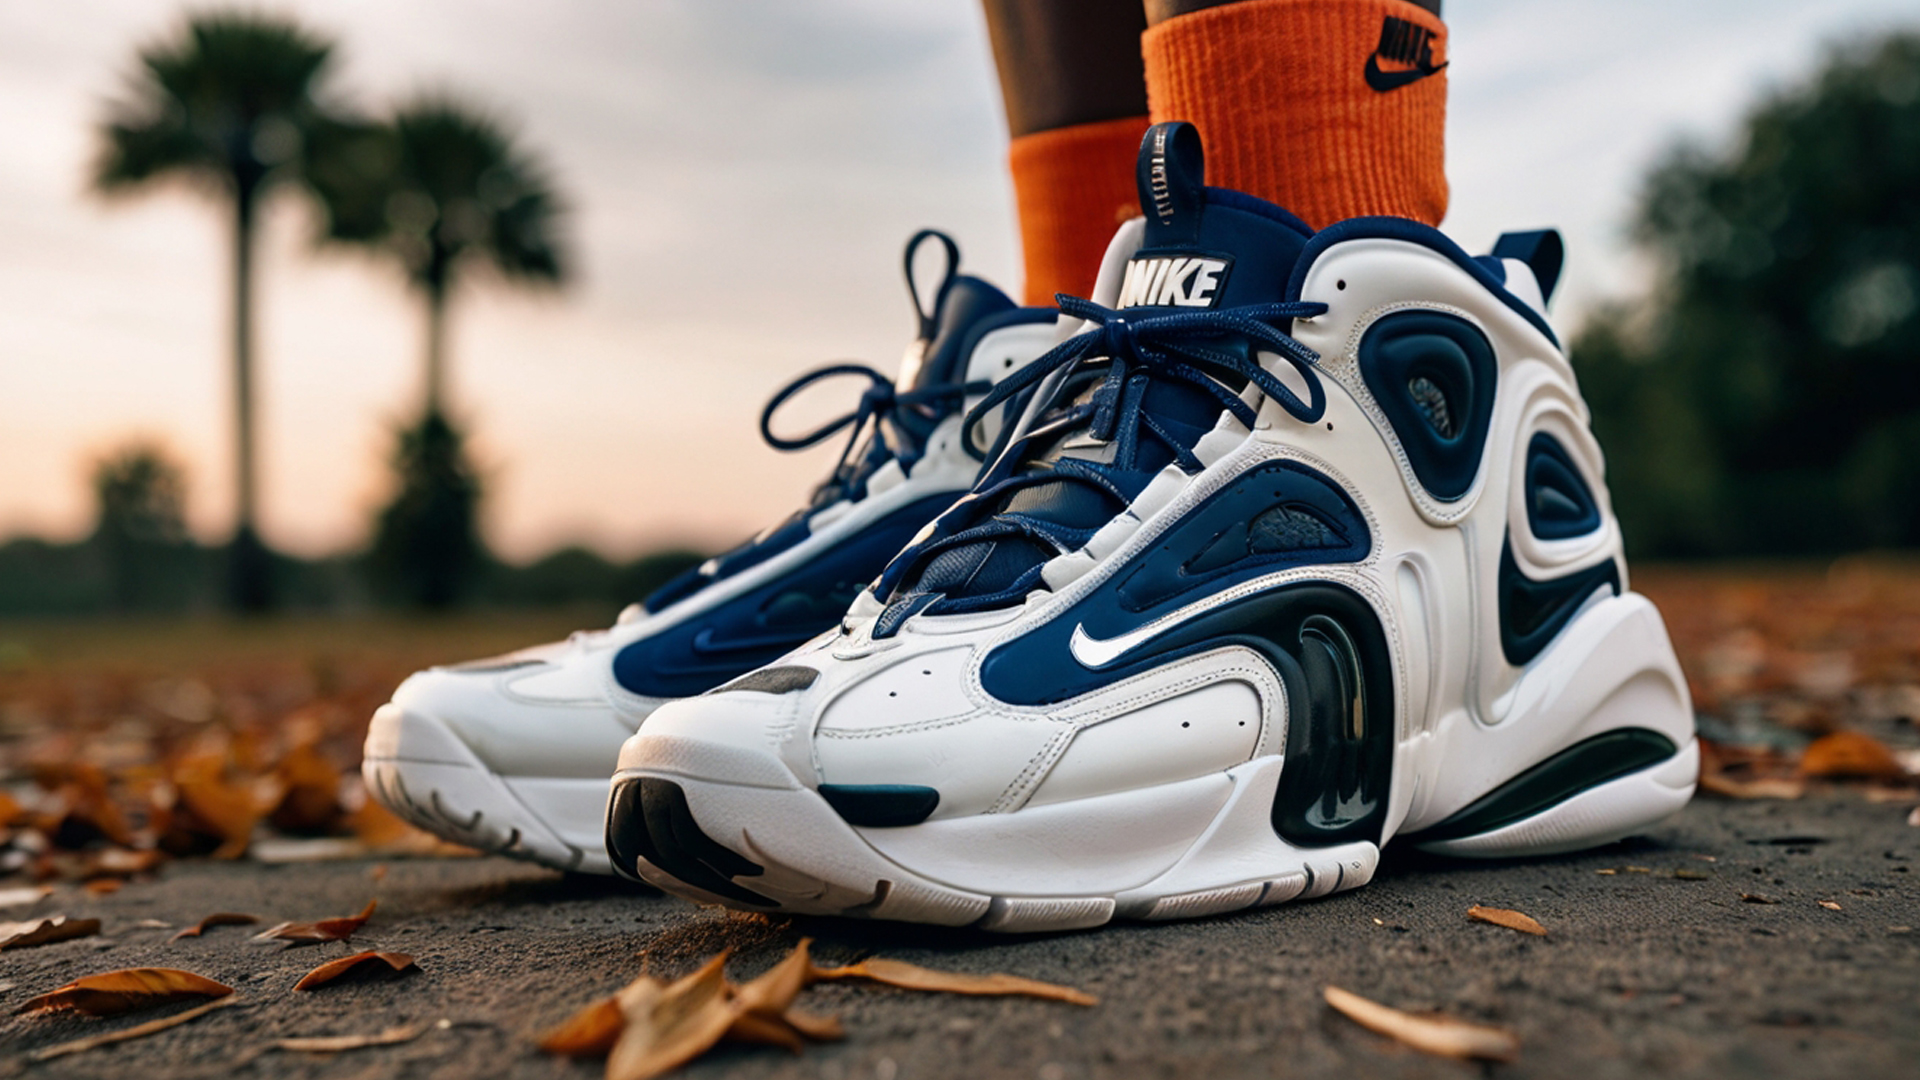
(3, 794, 1915, 1080)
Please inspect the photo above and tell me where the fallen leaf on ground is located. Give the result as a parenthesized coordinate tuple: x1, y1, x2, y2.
(810, 957, 1098, 1006)
(88, 847, 166, 877)
(17, 967, 233, 1015)
(173, 912, 259, 940)
(267, 741, 344, 834)
(256, 899, 376, 944)
(540, 941, 1078, 1075)
(1908, 806, 1919, 828)
(1323, 985, 1519, 1062)
(538, 994, 627, 1056)
(1819, 900, 1843, 911)
(0, 885, 53, 908)
(293, 950, 417, 991)
(29, 996, 238, 1061)
(1697, 740, 1808, 799)
(608, 953, 738, 1080)
(275, 1023, 429, 1053)
(731, 938, 843, 1050)
(1466, 905, 1546, 936)
(84, 879, 123, 896)
(155, 754, 261, 859)
(1799, 731, 1908, 782)
(0, 915, 101, 950)
(540, 942, 845, 1069)
(249, 837, 373, 864)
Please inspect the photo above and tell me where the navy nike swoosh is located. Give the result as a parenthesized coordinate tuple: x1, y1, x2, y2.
(1364, 54, 1448, 92)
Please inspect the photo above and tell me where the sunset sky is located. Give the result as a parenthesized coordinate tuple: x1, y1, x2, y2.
(2, 0, 1914, 561)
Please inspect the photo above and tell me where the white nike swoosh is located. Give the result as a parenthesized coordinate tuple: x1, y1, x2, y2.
(1068, 609, 1204, 668)
(1067, 565, 1338, 669)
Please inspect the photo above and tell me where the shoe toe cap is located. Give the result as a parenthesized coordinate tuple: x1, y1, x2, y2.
(382, 662, 634, 779)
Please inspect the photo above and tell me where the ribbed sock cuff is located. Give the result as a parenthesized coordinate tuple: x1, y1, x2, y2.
(1142, 0, 1448, 228)
(1009, 114, 1151, 306)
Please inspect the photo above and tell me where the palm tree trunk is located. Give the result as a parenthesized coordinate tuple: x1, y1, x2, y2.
(424, 280, 448, 418)
(228, 181, 270, 611)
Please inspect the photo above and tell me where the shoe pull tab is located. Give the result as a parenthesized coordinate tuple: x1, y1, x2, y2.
(899, 229, 960, 389)
(1491, 229, 1565, 306)
(1136, 120, 1207, 249)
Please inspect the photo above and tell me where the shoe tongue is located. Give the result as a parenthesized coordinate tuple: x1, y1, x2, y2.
(1115, 120, 1313, 310)
(900, 274, 1016, 390)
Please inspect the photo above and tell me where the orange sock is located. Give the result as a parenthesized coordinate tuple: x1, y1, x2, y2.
(1008, 115, 1150, 305)
(1142, 0, 1448, 229)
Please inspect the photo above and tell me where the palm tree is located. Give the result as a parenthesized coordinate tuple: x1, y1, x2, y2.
(311, 96, 566, 415)
(93, 12, 340, 611)
(310, 97, 565, 607)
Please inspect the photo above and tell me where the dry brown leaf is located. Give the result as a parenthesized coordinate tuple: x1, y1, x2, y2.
(1697, 740, 1807, 800)
(735, 938, 816, 1015)
(539, 942, 845, 1065)
(30, 996, 238, 1061)
(1324, 985, 1519, 1062)
(537, 994, 626, 1057)
(256, 899, 376, 945)
(607, 953, 738, 1080)
(293, 950, 417, 991)
(0, 884, 53, 908)
(810, 957, 1097, 1006)
(156, 754, 262, 859)
(1, 915, 101, 950)
(173, 912, 259, 940)
(723, 1011, 807, 1054)
(1800, 731, 1907, 781)
(1819, 900, 1843, 911)
(1467, 905, 1546, 936)
(1909, 806, 1920, 828)
(88, 847, 167, 877)
(275, 1023, 429, 1053)
(268, 741, 344, 834)
(84, 878, 123, 896)
(17, 967, 234, 1016)
(772, 1007, 843, 1042)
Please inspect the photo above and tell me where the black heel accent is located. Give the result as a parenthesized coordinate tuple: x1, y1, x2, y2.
(1400, 728, 1678, 846)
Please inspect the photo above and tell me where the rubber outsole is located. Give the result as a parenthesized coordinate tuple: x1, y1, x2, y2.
(607, 749, 1382, 933)
(362, 704, 611, 874)
(606, 733, 1697, 931)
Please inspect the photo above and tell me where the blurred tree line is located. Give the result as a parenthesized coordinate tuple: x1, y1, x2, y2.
(0, 443, 702, 617)
(1577, 31, 1920, 557)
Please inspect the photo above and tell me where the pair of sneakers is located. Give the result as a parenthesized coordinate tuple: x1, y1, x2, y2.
(365, 122, 1697, 930)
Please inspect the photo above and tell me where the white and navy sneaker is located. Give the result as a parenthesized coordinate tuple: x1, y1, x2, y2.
(361, 231, 1060, 873)
(604, 122, 1698, 927)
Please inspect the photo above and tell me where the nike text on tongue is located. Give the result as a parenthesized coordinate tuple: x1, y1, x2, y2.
(1115, 254, 1233, 309)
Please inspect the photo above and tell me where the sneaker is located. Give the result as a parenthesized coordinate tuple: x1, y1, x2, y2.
(361, 231, 1061, 873)
(605, 122, 1698, 927)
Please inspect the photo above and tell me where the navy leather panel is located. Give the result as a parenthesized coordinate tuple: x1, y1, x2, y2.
(1525, 432, 1602, 539)
(979, 461, 1371, 706)
(1358, 311, 1499, 502)
(613, 492, 962, 698)
(1498, 535, 1620, 667)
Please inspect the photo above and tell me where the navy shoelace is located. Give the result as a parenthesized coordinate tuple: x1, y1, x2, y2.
(759, 362, 986, 506)
(876, 293, 1329, 613)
